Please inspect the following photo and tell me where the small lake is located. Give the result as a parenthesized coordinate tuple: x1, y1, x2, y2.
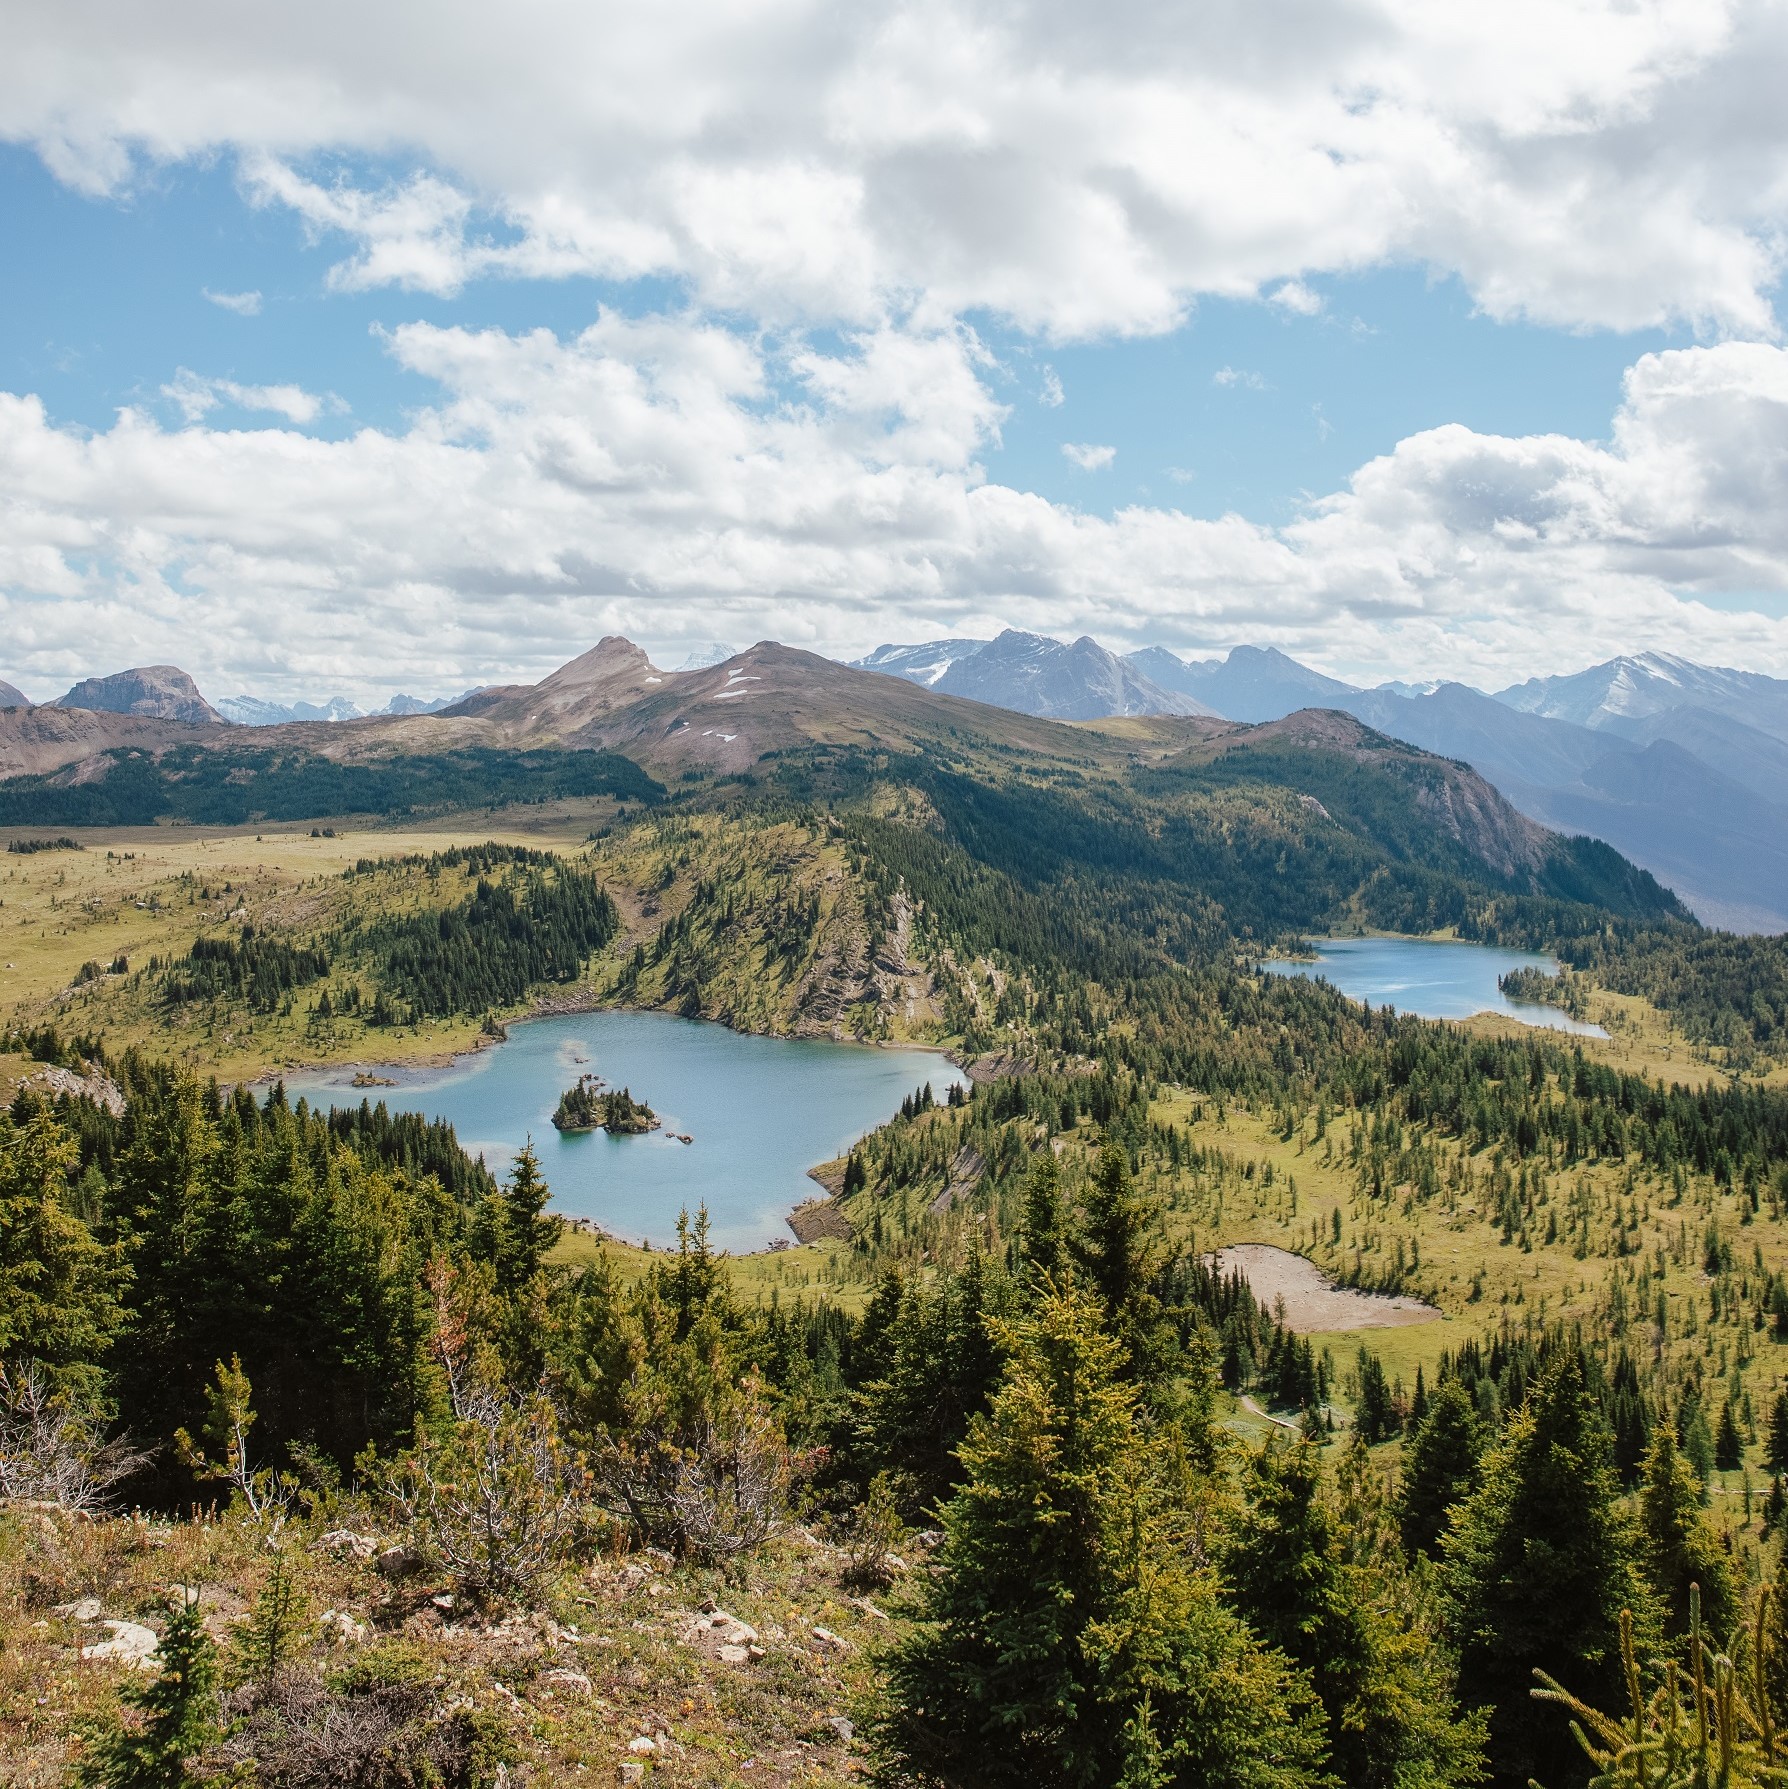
(1260, 936, 1606, 1035)
(286, 1010, 966, 1253)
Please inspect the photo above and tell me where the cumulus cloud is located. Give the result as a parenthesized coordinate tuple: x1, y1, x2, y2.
(0, 322, 1784, 701)
(1061, 442, 1116, 470)
(201, 287, 262, 315)
(1039, 366, 1064, 408)
(1, 0, 1785, 336)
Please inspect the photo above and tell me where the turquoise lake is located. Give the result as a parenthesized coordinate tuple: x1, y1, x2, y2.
(287, 1010, 965, 1253)
(1260, 936, 1607, 1035)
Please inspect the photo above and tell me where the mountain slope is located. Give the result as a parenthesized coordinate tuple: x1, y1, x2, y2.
(1132, 644, 1360, 721)
(56, 666, 223, 725)
(933, 630, 1204, 719)
(0, 679, 26, 710)
(853, 638, 991, 687)
(1338, 680, 1788, 931)
(1495, 652, 1788, 744)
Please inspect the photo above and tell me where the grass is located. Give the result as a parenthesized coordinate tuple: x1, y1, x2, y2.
(0, 1500, 881, 1788)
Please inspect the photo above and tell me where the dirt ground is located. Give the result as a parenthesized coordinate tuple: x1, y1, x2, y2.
(1213, 1243, 1442, 1335)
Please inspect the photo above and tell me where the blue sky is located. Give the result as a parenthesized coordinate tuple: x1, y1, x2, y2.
(1, 2, 1786, 703)
(2, 142, 1683, 522)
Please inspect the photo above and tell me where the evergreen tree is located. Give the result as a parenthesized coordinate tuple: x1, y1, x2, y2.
(1443, 1353, 1653, 1789)
(1637, 1424, 1737, 1641)
(0, 1108, 124, 1384)
(1715, 1400, 1744, 1471)
(1019, 1152, 1070, 1288)
(73, 1590, 218, 1788)
(1225, 1437, 1485, 1789)
(490, 1141, 560, 1300)
(1073, 1142, 1170, 1382)
(1767, 1391, 1788, 1477)
(1398, 1379, 1485, 1559)
(877, 1284, 1329, 1789)
(226, 1551, 306, 1696)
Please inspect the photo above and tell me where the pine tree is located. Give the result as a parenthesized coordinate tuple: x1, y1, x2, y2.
(1398, 1378, 1485, 1558)
(1443, 1353, 1654, 1789)
(1637, 1424, 1737, 1640)
(73, 1589, 218, 1787)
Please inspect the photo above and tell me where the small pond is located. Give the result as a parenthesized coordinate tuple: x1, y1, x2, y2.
(286, 1009, 966, 1253)
(1212, 1244, 1440, 1335)
(1260, 936, 1606, 1035)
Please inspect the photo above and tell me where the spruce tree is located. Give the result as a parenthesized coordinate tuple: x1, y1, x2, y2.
(1019, 1152, 1070, 1288)
(1398, 1378, 1485, 1558)
(877, 1284, 1329, 1789)
(1715, 1400, 1744, 1471)
(1767, 1391, 1788, 1477)
(1443, 1353, 1653, 1789)
(74, 1590, 218, 1788)
(877, 1283, 1137, 1779)
(1073, 1143, 1170, 1382)
(1637, 1423, 1737, 1640)
(1226, 1437, 1485, 1789)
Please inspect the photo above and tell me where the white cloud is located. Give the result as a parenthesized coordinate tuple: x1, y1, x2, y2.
(1268, 280, 1323, 316)
(0, 1, 1785, 336)
(1061, 442, 1116, 470)
(161, 370, 339, 425)
(1213, 366, 1266, 389)
(1039, 365, 1064, 408)
(202, 287, 262, 316)
(2, 325, 1785, 701)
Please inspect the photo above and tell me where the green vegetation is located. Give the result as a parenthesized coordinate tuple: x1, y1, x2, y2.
(0, 742, 662, 827)
(11, 718, 1788, 1784)
(552, 1079, 656, 1133)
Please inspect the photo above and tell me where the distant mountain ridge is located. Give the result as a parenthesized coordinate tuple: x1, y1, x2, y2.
(852, 634, 1788, 932)
(856, 630, 1212, 719)
(11, 635, 1787, 931)
(0, 679, 26, 710)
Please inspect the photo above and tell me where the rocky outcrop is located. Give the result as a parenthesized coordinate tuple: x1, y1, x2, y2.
(0, 679, 27, 710)
(56, 666, 223, 726)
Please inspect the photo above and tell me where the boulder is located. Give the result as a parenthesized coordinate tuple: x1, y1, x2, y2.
(82, 1619, 160, 1670)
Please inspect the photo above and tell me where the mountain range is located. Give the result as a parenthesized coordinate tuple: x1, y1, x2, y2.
(5, 635, 1784, 930)
(857, 636, 1788, 932)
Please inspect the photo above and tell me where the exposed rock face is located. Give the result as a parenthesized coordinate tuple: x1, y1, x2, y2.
(935, 629, 1206, 720)
(0, 679, 27, 709)
(56, 666, 223, 725)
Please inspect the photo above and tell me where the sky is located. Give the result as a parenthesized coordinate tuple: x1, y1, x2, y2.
(3, 0, 1788, 707)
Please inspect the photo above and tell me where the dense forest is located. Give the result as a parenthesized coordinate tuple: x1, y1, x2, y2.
(0, 743, 662, 828)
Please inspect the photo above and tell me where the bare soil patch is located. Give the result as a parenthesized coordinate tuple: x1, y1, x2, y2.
(1214, 1244, 1441, 1334)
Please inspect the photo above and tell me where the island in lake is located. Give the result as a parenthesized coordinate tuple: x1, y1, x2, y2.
(552, 1074, 659, 1135)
